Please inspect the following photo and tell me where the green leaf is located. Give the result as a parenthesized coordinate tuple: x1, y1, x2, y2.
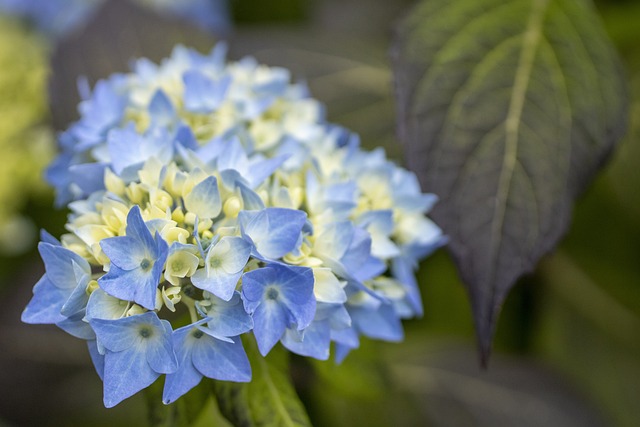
(392, 0, 628, 363)
(145, 378, 211, 427)
(213, 338, 311, 427)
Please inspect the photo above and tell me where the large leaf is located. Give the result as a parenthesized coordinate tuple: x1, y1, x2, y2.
(213, 338, 311, 427)
(392, 0, 628, 362)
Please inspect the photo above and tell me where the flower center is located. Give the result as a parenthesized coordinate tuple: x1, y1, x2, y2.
(139, 327, 152, 338)
(140, 258, 153, 271)
(266, 287, 279, 300)
(192, 330, 204, 339)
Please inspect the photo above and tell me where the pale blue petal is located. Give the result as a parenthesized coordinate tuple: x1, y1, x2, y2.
(108, 125, 146, 175)
(40, 229, 61, 246)
(100, 236, 147, 271)
(69, 163, 107, 196)
(98, 264, 158, 310)
(350, 303, 403, 342)
(148, 90, 175, 128)
(90, 316, 141, 353)
(202, 292, 253, 337)
(391, 257, 423, 317)
(246, 155, 288, 188)
(184, 176, 221, 219)
(125, 206, 156, 253)
(282, 321, 330, 360)
(88, 340, 105, 380)
(239, 208, 306, 259)
(218, 237, 251, 274)
(241, 267, 276, 311)
(192, 335, 251, 382)
(252, 300, 288, 356)
(103, 348, 159, 408)
(39, 242, 90, 289)
(183, 70, 230, 113)
(162, 327, 202, 404)
(313, 222, 353, 261)
(191, 269, 242, 301)
(146, 320, 178, 374)
(21, 275, 67, 324)
(86, 289, 129, 321)
(57, 312, 95, 340)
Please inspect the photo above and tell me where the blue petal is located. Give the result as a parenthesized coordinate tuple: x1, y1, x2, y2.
(162, 327, 203, 404)
(146, 320, 178, 374)
(391, 257, 423, 317)
(90, 316, 142, 353)
(282, 321, 330, 360)
(148, 89, 176, 128)
(88, 340, 105, 380)
(61, 259, 91, 314)
(191, 269, 243, 301)
(68, 163, 107, 196)
(350, 303, 404, 342)
(239, 208, 307, 259)
(192, 334, 251, 382)
(39, 242, 90, 289)
(183, 70, 230, 113)
(100, 236, 146, 270)
(21, 275, 67, 324)
(85, 288, 130, 320)
(201, 292, 253, 338)
(103, 347, 160, 408)
(184, 176, 221, 219)
(125, 206, 157, 254)
(252, 300, 288, 356)
(57, 311, 95, 340)
(40, 229, 61, 246)
(98, 264, 158, 310)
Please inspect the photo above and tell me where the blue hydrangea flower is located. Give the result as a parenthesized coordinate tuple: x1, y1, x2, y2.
(99, 206, 168, 310)
(163, 319, 251, 404)
(242, 264, 316, 355)
(23, 44, 446, 408)
(90, 311, 177, 407)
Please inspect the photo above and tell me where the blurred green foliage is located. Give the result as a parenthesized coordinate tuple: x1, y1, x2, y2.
(0, 17, 55, 258)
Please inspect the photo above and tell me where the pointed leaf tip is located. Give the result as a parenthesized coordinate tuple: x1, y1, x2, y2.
(392, 0, 628, 362)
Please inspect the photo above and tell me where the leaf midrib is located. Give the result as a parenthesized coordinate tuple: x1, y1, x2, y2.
(489, 0, 550, 290)
(255, 350, 298, 427)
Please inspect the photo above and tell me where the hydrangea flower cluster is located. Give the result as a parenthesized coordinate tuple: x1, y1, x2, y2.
(23, 45, 445, 407)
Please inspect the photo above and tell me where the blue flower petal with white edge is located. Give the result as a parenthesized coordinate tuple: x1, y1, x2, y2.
(184, 176, 221, 219)
(191, 236, 251, 300)
(85, 289, 131, 321)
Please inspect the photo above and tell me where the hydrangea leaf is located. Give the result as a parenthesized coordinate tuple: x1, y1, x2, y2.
(214, 338, 312, 427)
(392, 0, 628, 363)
